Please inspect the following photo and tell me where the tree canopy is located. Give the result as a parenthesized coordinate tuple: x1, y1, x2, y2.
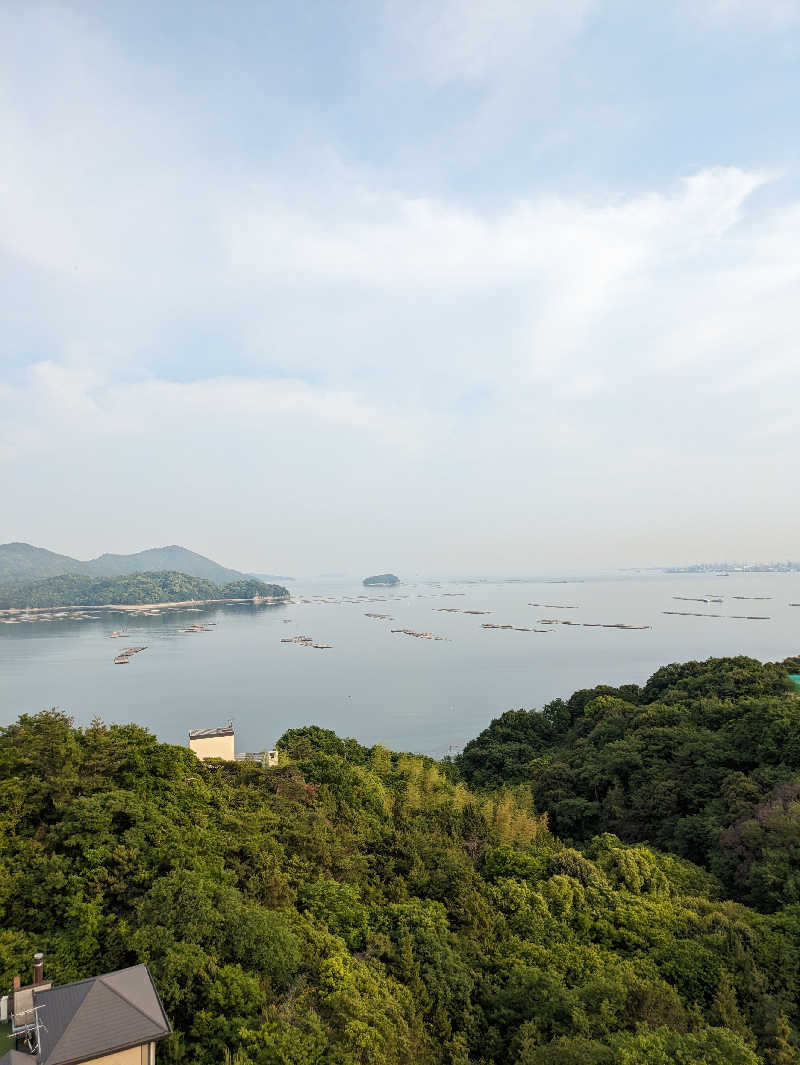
(0, 571, 289, 609)
(458, 656, 800, 912)
(1, 692, 798, 1064)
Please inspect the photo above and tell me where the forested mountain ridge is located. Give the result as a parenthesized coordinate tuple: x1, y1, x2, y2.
(0, 542, 245, 583)
(457, 656, 800, 913)
(0, 571, 289, 609)
(0, 542, 90, 581)
(0, 710, 797, 1064)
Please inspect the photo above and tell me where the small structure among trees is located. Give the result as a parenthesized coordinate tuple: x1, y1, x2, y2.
(188, 723, 277, 765)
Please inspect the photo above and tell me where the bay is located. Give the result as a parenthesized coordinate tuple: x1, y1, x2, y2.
(1, 571, 798, 757)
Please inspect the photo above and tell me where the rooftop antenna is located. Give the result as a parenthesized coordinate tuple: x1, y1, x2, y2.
(11, 998, 46, 1055)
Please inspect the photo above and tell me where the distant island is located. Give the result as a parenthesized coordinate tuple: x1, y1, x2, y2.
(0, 541, 249, 584)
(0, 570, 290, 610)
(362, 573, 400, 586)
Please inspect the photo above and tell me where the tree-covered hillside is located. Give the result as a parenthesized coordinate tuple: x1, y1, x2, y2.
(1, 711, 798, 1064)
(0, 542, 246, 584)
(458, 657, 800, 913)
(0, 542, 91, 581)
(0, 571, 289, 609)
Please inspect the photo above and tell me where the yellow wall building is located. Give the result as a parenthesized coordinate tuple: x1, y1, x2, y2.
(188, 725, 278, 766)
(188, 725, 235, 761)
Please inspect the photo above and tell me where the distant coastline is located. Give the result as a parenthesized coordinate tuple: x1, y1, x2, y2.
(0, 594, 289, 621)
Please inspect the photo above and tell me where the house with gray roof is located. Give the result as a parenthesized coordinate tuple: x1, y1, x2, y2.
(1, 956, 170, 1065)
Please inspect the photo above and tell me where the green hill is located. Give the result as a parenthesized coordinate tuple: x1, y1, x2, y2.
(0, 542, 90, 581)
(0, 705, 797, 1064)
(0, 542, 246, 584)
(86, 545, 244, 582)
(0, 571, 289, 609)
(363, 573, 400, 586)
(458, 656, 800, 913)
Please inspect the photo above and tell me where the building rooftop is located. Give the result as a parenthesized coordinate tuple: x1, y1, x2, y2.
(1, 964, 170, 1065)
(2, 1052, 34, 1065)
(188, 726, 234, 740)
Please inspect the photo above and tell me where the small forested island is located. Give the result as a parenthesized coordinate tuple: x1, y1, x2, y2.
(1, 654, 798, 1064)
(363, 572, 400, 586)
(0, 570, 289, 610)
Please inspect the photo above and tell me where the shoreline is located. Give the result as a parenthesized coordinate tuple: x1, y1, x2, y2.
(0, 595, 290, 619)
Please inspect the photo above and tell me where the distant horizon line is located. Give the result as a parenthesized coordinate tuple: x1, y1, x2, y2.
(2, 540, 798, 583)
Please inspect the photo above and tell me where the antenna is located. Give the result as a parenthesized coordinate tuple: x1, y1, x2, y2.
(11, 1000, 46, 1055)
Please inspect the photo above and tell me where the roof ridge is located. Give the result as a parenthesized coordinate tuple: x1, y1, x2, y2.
(38, 983, 99, 1065)
(40, 968, 168, 1065)
(96, 971, 167, 1029)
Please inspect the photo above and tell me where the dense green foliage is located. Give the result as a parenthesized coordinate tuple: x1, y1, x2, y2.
(458, 657, 800, 912)
(0, 541, 246, 584)
(0, 571, 289, 608)
(1, 708, 798, 1064)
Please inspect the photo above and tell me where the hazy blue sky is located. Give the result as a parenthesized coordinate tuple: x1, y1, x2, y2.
(2, 0, 799, 575)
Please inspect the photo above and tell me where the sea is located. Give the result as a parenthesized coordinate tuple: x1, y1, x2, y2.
(1, 571, 798, 758)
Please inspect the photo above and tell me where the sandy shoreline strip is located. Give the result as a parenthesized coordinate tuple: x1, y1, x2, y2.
(0, 595, 289, 619)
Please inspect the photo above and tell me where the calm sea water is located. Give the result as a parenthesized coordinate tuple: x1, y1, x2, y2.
(1, 572, 798, 757)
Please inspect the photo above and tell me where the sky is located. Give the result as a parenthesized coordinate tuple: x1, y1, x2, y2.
(2, 0, 799, 577)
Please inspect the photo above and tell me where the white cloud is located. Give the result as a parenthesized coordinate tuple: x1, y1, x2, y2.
(2, 3, 800, 569)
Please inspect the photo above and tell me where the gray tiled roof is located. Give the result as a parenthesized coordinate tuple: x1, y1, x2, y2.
(0, 1051, 37, 1065)
(33, 964, 170, 1065)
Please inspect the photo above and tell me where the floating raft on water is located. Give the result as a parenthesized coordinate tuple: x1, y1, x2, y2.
(482, 623, 551, 632)
(114, 645, 147, 664)
(529, 603, 579, 609)
(281, 635, 331, 648)
(664, 611, 770, 620)
(664, 611, 722, 618)
(390, 628, 448, 641)
(434, 608, 491, 615)
(541, 619, 650, 629)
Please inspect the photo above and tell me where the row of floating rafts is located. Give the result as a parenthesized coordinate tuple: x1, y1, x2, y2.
(483, 623, 551, 632)
(673, 596, 723, 604)
(664, 611, 770, 619)
(390, 628, 448, 641)
(529, 603, 578, 609)
(435, 608, 492, 614)
(181, 623, 215, 633)
(2, 611, 102, 624)
(114, 646, 147, 664)
(538, 619, 651, 629)
(281, 634, 332, 649)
